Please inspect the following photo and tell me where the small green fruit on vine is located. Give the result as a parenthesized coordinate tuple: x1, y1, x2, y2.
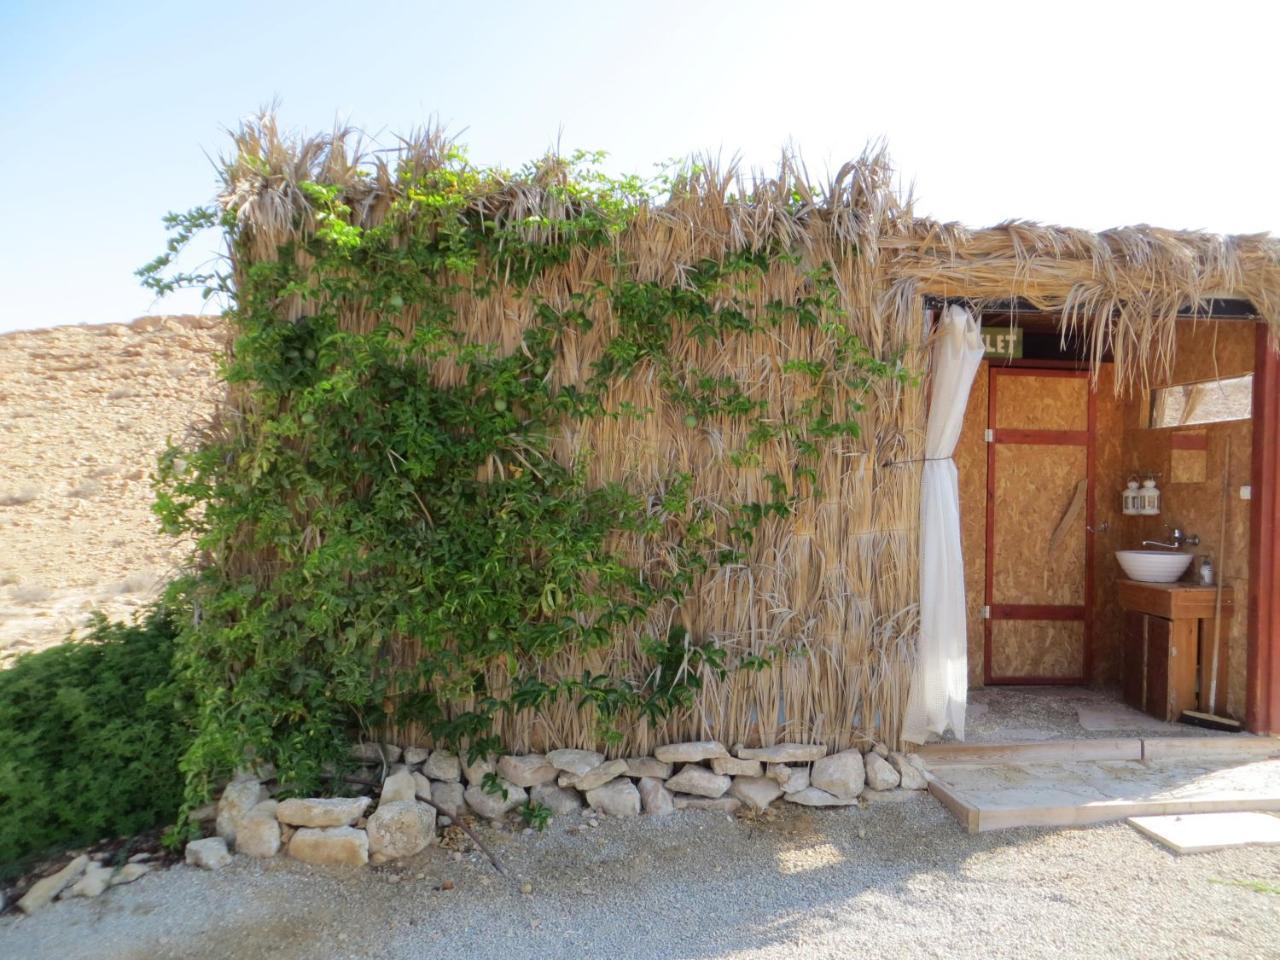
(683, 414, 698, 429)
(493, 398, 508, 412)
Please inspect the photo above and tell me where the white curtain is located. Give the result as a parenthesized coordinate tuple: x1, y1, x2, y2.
(903, 304, 984, 744)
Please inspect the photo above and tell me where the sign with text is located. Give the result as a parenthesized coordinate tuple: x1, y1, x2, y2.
(981, 326, 1023, 360)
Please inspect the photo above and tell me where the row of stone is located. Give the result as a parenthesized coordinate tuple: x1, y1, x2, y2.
(15, 853, 154, 914)
(188, 739, 929, 870)
(460, 739, 927, 818)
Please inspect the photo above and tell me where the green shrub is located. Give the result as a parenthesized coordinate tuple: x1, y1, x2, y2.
(0, 609, 189, 875)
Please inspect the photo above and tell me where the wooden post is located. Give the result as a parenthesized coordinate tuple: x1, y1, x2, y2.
(1247, 324, 1280, 733)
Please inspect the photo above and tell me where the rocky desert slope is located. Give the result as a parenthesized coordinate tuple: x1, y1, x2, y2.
(0, 315, 226, 660)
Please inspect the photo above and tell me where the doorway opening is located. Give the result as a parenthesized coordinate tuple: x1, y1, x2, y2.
(954, 314, 1260, 742)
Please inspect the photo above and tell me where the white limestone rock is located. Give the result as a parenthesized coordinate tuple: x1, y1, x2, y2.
(288, 826, 369, 867)
(674, 796, 742, 813)
(68, 863, 114, 899)
(403, 747, 431, 766)
(412, 771, 434, 801)
(736, 743, 826, 763)
(464, 780, 527, 819)
(573, 758, 629, 792)
(546, 748, 605, 776)
(729, 775, 783, 812)
(638, 776, 675, 815)
(785, 787, 860, 807)
(367, 800, 436, 859)
(215, 777, 267, 844)
(710, 757, 763, 777)
(236, 800, 282, 858)
(498, 754, 558, 787)
(380, 768, 417, 804)
(871, 741, 890, 758)
(185, 837, 232, 870)
(623, 757, 673, 779)
(422, 750, 461, 782)
(654, 740, 729, 764)
(666, 764, 732, 799)
(585, 778, 641, 817)
(431, 780, 469, 819)
(461, 753, 497, 786)
(276, 796, 371, 828)
(18, 855, 88, 913)
(530, 783, 584, 816)
(767, 764, 810, 794)
(889, 752, 929, 790)
(811, 749, 865, 800)
(864, 752, 901, 791)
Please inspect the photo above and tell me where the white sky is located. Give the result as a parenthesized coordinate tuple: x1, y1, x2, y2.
(0, 0, 1276, 333)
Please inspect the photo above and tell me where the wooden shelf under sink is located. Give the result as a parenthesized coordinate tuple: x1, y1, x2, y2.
(1117, 579, 1235, 620)
(1118, 579, 1234, 721)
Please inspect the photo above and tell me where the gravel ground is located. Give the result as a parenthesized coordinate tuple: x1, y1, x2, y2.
(3, 796, 1278, 960)
(962, 686, 1230, 742)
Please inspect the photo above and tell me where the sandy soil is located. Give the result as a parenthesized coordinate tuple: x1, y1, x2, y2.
(0, 315, 225, 660)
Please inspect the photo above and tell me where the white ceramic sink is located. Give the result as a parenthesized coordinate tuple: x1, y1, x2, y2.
(1115, 550, 1194, 583)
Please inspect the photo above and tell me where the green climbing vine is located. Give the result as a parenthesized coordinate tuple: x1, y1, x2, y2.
(141, 144, 910, 820)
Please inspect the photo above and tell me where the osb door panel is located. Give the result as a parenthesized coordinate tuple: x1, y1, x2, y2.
(1122, 611, 1145, 710)
(985, 368, 1094, 683)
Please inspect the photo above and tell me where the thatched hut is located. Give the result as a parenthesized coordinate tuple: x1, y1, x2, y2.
(200, 116, 1280, 765)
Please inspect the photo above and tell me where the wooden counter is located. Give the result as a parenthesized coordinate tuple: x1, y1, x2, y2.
(1118, 580, 1234, 721)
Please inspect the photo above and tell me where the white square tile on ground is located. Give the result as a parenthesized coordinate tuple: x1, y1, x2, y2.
(1128, 811, 1280, 854)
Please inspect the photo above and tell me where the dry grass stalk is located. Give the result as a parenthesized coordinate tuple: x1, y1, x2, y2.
(216, 114, 1280, 753)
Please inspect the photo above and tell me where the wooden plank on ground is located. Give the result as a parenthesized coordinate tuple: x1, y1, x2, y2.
(973, 794, 1280, 832)
(925, 778, 980, 833)
(916, 738, 1142, 766)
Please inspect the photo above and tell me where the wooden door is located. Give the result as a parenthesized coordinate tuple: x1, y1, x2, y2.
(1122, 611, 1146, 710)
(984, 367, 1095, 683)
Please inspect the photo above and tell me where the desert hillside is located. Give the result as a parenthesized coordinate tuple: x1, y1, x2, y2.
(0, 315, 226, 660)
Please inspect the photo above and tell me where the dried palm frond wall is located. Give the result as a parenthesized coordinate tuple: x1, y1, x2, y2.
(219, 116, 1280, 753)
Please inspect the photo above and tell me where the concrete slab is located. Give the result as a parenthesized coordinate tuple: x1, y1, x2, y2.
(1128, 812, 1280, 854)
(1142, 736, 1280, 763)
(927, 756, 1280, 833)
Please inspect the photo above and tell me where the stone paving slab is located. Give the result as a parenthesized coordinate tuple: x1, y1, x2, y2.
(1127, 811, 1280, 854)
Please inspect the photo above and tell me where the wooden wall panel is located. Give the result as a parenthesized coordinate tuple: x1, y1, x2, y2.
(990, 621, 1085, 679)
(1115, 320, 1256, 718)
(1090, 364, 1127, 687)
(956, 361, 990, 687)
(992, 444, 1087, 605)
(994, 374, 1088, 431)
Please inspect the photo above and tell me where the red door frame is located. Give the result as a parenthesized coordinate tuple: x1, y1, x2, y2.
(984, 366, 1097, 685)
(1247, 324, 1280, 733)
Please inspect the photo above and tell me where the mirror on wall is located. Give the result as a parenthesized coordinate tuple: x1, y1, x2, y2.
(1147, 373, 1253, 429)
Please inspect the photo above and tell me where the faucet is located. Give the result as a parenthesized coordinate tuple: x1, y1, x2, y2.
(1142, 526, 1200, 550)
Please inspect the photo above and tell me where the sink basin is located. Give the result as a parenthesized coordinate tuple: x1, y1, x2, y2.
(1115, 550, 1194, 583)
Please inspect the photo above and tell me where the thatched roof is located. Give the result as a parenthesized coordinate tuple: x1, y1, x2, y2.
(221, 115, 1280, 391)
(209, 115, 1280, 753)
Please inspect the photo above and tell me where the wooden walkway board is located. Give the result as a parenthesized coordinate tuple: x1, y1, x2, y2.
(916, 738, 1142, 766)
(1128, 812, 1280, 854)
(924, 754, 1280, 833)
